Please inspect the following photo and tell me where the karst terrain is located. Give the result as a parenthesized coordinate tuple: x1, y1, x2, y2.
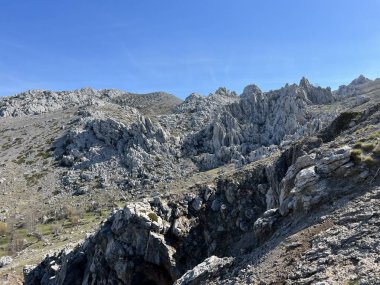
(0, 75, 380, 285)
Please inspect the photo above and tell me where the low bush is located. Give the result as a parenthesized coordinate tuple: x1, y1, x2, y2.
(353, 142, 362, 149)
(368, 130, 380, 140)
(148, 212, 158, 223)
(361, 143, 375, 152)
(350, 149, 362, 163)
(363, 156, 378, 168)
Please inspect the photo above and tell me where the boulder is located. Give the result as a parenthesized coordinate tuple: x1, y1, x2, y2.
(174, 256, 234, 285)
(316, 146, 351, 176)
(0, 255, 12, 268)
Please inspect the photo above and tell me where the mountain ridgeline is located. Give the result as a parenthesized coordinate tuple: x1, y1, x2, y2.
(1, 75, 380, 285)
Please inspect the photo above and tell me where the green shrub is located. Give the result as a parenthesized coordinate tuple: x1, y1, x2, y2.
(353, 142, 362, 149)
(363, 156, 378, 168)
(148, 212, 158, 223)
(368, 130, 380, 140)
(36, 151, 51, 159)
(350, 149, 362, 163)
(14, 155, 26, 164)
(361, 143, 375, 152)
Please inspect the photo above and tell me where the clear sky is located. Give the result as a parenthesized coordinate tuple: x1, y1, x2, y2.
(1, 0, 380, 98)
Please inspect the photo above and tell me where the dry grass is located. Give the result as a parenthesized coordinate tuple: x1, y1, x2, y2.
(363, 156, 378, 168)
(0, 222, 7, 236)
(361, 143, 375, 152)
(350, 149, 362, 163)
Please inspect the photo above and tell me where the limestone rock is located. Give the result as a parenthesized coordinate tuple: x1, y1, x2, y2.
(316, 146, 351, 176)
(0, 255, 12, 268)
(174, 256, 234, 285)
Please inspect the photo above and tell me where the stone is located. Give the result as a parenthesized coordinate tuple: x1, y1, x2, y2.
(0, 256, 12, 268)
(174, 256, 234, 285)
(191, 196, 202, 212)
(211, 198, 221, 212)
(294, 166, 319, 189)
(316, 146, 351, 176)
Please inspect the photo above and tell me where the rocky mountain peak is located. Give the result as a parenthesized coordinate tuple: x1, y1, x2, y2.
(334, 74, 377, 99)
(350, 74, 371, 86)
(299, 76, 311, 88)
(241, 84, 262, 98)
(182, 93, 202, 103)
(297, 77, 334, 104)
(213, 87, 238, 98)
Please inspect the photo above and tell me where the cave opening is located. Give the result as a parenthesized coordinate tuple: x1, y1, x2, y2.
(131, 272, 159, 285)
(130, 263, 173, 285)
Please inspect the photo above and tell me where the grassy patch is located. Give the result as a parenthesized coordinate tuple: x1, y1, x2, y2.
(350, 149, 362, 163)
(363, 156, 378, 168)
(1, 143, 13, 151)
(0, 222, 7, 236)
(361, 143, 375, 152)
(148, 212, 158, 223)
(24, 172, 46, 186)
(25, 160, 37, 165)
(36, 151, 51, 159)
(368, 130, 380, 140)
(353, 142, 362, 149)
(13, 155, 26, 164)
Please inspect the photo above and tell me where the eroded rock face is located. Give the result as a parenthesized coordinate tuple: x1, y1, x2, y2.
(24, 156, 273, 284)
(25, 134, 379, 285)
(299, 77, 335, 104)
(315, 146, 351, 176)
(183, 81, 336, 170)
(54, 104, 189, 193)
(25, 202, 178, 285)
(1, 79, 344, 197)
(278, 146, 354, 216)
(10, 76, 380, 284)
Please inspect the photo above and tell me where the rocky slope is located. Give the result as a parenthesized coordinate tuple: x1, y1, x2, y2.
(0, 75, 380, 284)
(0, 88, 181, 117)
(25, 103, 380, 284)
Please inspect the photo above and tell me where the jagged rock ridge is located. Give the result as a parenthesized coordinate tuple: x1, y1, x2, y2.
(1, 75, 380, 284)
(25, 100, 380, 283)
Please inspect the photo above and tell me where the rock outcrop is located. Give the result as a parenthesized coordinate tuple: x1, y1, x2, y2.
(0, 256, 12, 268)
(53, 104, 187, 193)
(0, 88, 181, 118)
(25, 128, 379, 284)
(183, 80, 336, 170)
(1, 75, 380, 284)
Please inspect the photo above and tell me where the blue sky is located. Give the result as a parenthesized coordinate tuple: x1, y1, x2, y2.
(1, 0, 380, 98)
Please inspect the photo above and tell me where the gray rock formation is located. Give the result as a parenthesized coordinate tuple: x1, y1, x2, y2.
(0, 256, 12, 268)
(183, 80, 336, 170)
(174, 256, 234, 285)
(0, 88, 181, 118)
(1, 75, 380, 284)
(334, 75, 375, 98)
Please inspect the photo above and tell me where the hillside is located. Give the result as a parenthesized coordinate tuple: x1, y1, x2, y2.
(0, 76, 380, 284)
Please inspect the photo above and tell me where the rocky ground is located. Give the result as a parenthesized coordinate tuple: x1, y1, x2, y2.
(0, 75, 380, 284)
